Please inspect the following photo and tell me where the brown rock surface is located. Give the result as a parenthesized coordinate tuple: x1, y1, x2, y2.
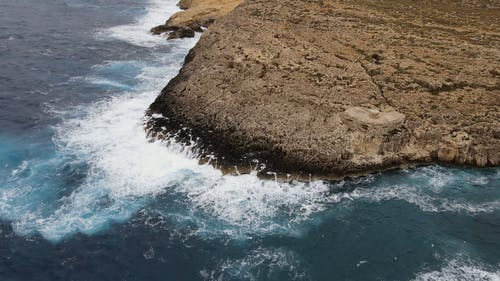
(149, 0, 500, 178)
(151, 0, 243, 39)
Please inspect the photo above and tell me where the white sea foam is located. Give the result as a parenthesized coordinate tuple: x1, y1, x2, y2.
(412, 166, 455, 193)
(11, 160, 28, 177)
(412, 260, 500, 281)
(98, 0, 190, 48)
(203, 247, 309, 281)
(350, 184, 500, 214)
(84, 77, 136, 90)
(168, 173, 342, 238)
(3, 0, 499, 243)
(471, 176, 490, 186)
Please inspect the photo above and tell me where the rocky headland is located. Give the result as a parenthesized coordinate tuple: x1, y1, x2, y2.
(151, 0, 243, 39)
(148, 0, 500, 179)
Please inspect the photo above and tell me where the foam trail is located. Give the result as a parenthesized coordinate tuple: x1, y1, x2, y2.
(412, 260, 500, 281)
(350, 184, 500, 214)
(335, 166, 500, 215)
(203, 247, 309, 281)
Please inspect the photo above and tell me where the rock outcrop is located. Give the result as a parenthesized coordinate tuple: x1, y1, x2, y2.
(149, 0, 500, 178)
(151, 0, 243, 39)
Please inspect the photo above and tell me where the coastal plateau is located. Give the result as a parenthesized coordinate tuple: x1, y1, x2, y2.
(148, 0, 500, 178)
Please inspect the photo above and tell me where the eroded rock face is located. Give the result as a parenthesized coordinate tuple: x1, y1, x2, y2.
(149, 0, 500, 177)
(151, 0, 243, 39)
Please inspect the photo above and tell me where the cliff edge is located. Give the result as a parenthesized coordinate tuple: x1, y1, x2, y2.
(151, 0, 243, 39)
(149, 0, 500, 178)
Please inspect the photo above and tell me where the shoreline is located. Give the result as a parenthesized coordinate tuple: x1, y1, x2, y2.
(148, 0, 500, 180)
(150, 0, 243, 39)
(145, 109, 469, 182)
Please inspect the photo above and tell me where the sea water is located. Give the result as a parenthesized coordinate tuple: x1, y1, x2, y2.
(0, 0, 499, 280)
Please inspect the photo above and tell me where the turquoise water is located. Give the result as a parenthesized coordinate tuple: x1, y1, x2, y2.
(0, 0, 499, 280)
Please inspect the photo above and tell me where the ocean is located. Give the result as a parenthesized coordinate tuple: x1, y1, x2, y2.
(0, 0, 499, 280)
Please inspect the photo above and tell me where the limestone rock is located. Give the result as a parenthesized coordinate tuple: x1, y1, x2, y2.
(343, 107, 405, 128)
(148, 0, 500, 177)
(151, 0, 243, 38)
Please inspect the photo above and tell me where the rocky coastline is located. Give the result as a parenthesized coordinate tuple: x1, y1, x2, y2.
(148, 0, 500, 179)
(150, 0, 242, 39)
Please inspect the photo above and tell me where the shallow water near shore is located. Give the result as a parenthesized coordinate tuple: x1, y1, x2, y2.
(0, 0, 499, 280)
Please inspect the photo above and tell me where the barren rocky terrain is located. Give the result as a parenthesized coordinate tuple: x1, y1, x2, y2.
(148, 0, 500, 178)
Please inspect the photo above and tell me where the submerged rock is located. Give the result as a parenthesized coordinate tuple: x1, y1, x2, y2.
(149, 0, 500, 177)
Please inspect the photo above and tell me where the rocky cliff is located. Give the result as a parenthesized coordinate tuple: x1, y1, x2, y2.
(148, 0, 500, 178)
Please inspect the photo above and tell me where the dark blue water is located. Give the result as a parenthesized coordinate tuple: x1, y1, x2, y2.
(0, 0, 499, 280)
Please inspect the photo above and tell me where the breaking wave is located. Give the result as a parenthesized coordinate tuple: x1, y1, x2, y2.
(412, 259, 500, 281)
